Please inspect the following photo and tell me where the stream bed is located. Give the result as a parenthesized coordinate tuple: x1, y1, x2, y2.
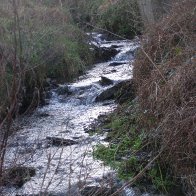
(1, 33, 156, 196)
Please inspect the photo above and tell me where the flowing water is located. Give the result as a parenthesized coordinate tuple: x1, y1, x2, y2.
(2, 33, 144, 196)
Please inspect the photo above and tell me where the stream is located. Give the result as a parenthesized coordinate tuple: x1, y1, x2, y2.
(1, 33, 152, 196)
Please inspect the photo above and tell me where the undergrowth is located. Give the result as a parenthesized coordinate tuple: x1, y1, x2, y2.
(133, 0, 196, 194)
(0, 0, 92, 119)
(94, 1, 195, 194)
(93, 100, 174, 193)
(66, 0, 142, 38)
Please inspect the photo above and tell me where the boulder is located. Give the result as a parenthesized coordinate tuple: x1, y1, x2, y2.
(3, 166, 36, 187)
(94, 47, 118, 62)
(95, 86, 116, 102)
(96, 80, 135, 103)
(95, 81, 128, 102)
(101, 47, 118, 61)
(99, 76, 113, 86)
(46, 137, 78, 147)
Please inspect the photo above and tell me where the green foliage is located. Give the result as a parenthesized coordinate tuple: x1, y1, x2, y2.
(93, 141, 141, 180)
(105, 106, 142, 144)
(118, 156, 138, 180)
(93, 144, 117, 164)
(111, 118, 125, 130)
(93, 104, 145, 180)
(93, 100, 175, 190)
(66, 0, 105, 24)
(98, 0, 142, 38)
(132, 136, 142, 151)
(0, 0, 92, 116)
(66, 0, 142, 38)
(148, 165, 174, 192)
(174, 47, 182, 56)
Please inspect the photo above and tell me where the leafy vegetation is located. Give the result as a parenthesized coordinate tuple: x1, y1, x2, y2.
(0, 0, 92, 118)
(66, 0, 142, 38)
(0, 0, 143, 119)
(148, 166, 174, 192)
(93, 100, 174, 192)
(92, 1, 195, 194)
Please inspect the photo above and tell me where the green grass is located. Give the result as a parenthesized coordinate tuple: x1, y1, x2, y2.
(93, 100, 174, 191)
(148, 165, 174, 192)
(93, 102, 144, 180)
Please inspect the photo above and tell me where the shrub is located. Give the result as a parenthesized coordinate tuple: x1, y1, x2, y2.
(66, 0, 142, 38)
(97, 0, 142, 38)
(0, 0, 92, 118)
(133, 0, 196, 194)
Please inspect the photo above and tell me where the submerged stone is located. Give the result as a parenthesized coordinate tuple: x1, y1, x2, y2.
(108, 62, 125, 66)
(46, 137, 78, 147)
(99, 76, 113, 86)
(56, 85, 71, 96)
(94, 47, 118, 62)
(3, 166, 36, 188)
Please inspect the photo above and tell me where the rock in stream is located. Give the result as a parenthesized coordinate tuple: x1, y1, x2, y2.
(46, 137, 78, 147)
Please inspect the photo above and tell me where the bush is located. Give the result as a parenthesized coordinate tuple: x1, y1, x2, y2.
(0, 0, 92, 118)
(133, 0, 196, 194)
(98, 0, 142, 38)
(66, 0, 142, 38)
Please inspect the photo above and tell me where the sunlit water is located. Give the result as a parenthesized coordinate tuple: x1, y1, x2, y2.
(2, 33, 141, 195)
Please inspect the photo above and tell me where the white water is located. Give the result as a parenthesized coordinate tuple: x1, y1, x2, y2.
(2, 33, 141, 196)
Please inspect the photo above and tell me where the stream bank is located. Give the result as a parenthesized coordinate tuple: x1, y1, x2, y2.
(93, 99, 185, 196)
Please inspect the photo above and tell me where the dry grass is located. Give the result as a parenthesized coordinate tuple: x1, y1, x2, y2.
(133, 0, 196, 194)
(0, 0, 91, 118)
(0, 0, 92, 185)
